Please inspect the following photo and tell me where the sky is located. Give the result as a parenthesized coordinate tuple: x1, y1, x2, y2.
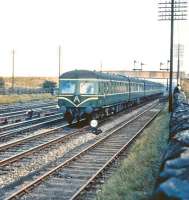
(0, 0, 188, 77)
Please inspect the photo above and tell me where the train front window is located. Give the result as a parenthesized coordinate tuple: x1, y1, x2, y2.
(80, 81, 95, 94)
(60, 80, 76, 94)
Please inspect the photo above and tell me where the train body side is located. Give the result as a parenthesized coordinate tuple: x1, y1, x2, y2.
(57, 70, 164, 123)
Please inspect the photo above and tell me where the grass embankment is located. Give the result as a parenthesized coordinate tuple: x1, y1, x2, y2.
(3, 77, 58, 88)
(97, 108, 169, 200)
(0, 93, 56, 105)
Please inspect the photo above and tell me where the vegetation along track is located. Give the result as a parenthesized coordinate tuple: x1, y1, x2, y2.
(4, 101, 162, 200)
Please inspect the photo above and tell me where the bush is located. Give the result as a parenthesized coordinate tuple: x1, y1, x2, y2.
(42, 80, 56, 90)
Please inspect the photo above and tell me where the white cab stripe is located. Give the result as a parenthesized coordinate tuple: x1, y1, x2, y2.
(58, 97, 98, 107)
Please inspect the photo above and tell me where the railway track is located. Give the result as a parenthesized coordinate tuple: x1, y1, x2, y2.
(0, 113, 62, 133)
(0, 105, 58, 125)
(0, 104, 57, 118)
(0, 125, 92, 199)
(0, 113, 64, 143)
(0, 100, 157, 166)
(2, 101, 162, 200)
(0, 100, 57, 115)
(0, 100, 154, 143)
(0, 120, 88, 167)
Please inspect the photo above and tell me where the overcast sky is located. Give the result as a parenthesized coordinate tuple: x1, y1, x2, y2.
(0, 0, 188, 77)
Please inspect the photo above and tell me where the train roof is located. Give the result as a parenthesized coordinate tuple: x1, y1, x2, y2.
(60, 70, 164, 86)
(60, 70, 129, 81)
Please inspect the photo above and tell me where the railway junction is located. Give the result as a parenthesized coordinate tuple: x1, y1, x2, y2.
(0, 71, 189, 200)
(0, 75, 187, 200)
(0, 97, 163, 199)
(0, 0, 189, 199)
(0, 72, 189, 200)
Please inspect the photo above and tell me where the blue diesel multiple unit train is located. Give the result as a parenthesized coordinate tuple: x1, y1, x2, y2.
(58, 70, 164, 124)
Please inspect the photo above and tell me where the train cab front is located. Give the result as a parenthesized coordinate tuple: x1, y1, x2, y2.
(58, 78, 98, 124)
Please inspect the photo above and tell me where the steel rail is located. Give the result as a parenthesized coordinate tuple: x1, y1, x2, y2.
(0, 105, 57, 118)
(69, 108, 162, 200)
(5, 102, 160, 200)
(0, 100, 156, 142)
(0, 101, 57, 115)
(0, 115, 84, 153)
(0, 123, 67, 151)
(0, 118, 86, 166)
(0, 113, 62, 132)
(0, 108, 58, 127)
(0, 115, 64, 142)
(0, 100, 158, 160)
(0, 129, 84, 167)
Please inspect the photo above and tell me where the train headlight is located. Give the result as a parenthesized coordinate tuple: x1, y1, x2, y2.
(90, 119, 98, 128)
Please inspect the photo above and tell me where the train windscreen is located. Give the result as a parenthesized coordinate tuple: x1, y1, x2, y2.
(80, 81, 95, 94)
(60, 80, 76, 94)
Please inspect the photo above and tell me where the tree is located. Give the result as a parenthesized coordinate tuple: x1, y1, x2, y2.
(42, 80, 57, 92)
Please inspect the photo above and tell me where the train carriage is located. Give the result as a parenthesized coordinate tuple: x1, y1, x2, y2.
(58, 70, 164, 124)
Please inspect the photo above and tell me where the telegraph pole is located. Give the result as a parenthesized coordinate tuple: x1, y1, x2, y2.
(169, 0, 174, 112)
(59, 46, 61, 79)
(100, 60, 103, 72)
(11, 49, 15, 91)
(58, 45, 61, 95)
(175, 44, 184, 85)
(177, 44, 180, 85)
(158, 0, 187, 112)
